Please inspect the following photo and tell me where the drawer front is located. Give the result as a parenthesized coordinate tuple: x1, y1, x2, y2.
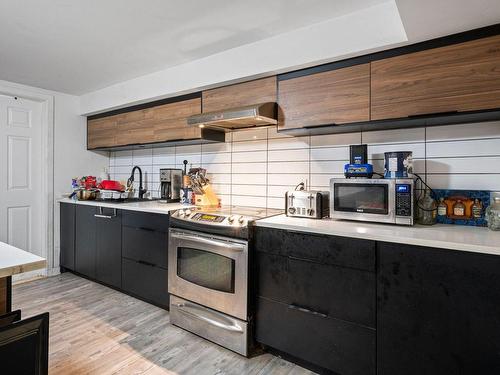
(122, 258, 169, 308)
(289, 258, 375, 328)
(256, 252, 375, 327)
(122, 226, 168, 268)
(256, 297, 375, 375)
(122, 210, 169, 232)
(254, 227, 375, 271)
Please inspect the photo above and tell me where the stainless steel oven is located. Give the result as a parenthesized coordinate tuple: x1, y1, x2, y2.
(168, 228, 248, 320)
(330, 178, 415, 225)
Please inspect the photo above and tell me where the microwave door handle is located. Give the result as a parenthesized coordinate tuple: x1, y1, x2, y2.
(170, 232, 246, 251)
(173, 303, 244, 333)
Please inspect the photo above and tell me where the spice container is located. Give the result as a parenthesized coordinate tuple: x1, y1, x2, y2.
(486, 197, 500, 231)
(453, 199, 466, 217)
(417, 189, 437, 225)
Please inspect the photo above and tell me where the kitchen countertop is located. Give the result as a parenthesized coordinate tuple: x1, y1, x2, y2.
(59, 198, 191, 215)
(0, 242, 46, 278)
(255, 215, 500, 256)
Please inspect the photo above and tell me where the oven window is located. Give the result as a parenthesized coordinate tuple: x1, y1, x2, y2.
(334, 184, 388, 214)
(177, 247, 235, 293)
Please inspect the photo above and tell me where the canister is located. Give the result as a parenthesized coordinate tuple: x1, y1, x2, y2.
(384, 151, 413, 178)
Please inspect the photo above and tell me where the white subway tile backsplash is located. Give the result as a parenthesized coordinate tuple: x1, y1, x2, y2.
(310, 147, 349, 161)
(232, 173, 266, 185)
(268, 149, 309, 162)
(231, 151, 267, 163)
(310, 132, 361, 147)
(426, 138, 500, 158)
(107, 123, 500, 209)
(268, 161, 309, 174)
(232, 162, 266, 174)
(268, 136, 309, 150)
(232, 139, 267, 152)
(426, 121, 500, 141)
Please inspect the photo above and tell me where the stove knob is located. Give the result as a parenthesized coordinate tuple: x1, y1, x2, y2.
(228, 215, 235, 223)
(288, 207, 296, 215)
(238, 216, 245, 225)
(185, 209, 192, 216)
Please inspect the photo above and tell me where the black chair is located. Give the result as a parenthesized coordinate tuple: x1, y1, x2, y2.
(0, 311, 49, 375)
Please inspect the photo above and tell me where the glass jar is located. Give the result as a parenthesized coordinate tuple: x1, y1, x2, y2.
(486, 197, 500, 231)
(417, 189, 437, 225)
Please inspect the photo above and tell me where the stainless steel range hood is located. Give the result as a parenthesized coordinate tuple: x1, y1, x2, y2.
(187, 102, 277, 131)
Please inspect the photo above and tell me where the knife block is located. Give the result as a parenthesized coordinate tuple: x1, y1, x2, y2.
(195, 184, 220, 207)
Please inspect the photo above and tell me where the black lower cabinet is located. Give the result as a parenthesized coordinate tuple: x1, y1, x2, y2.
(95, 208, 122, 289)
(122, 259, 169, 308)
(74, 205, 97, 278)
(60, 202, 75, 270)
(254, 227, 376, 375)
(256, 297, 375, 375)
(378, 242, 500, 375)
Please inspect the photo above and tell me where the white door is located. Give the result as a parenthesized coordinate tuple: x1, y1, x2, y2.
(0, 94, 43, 260)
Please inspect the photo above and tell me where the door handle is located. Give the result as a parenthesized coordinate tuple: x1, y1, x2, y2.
(289, 304, 328, 318)
(170, 232, 246, 251)
(173, 303, 244, 333)
(94, 207, 117, 219)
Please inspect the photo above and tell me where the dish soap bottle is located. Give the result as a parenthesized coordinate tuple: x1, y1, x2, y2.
(486, 197, 500, 231)
(417, 189, 437, 225)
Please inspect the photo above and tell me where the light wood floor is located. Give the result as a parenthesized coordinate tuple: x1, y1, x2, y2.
(13, 273, 314, 375)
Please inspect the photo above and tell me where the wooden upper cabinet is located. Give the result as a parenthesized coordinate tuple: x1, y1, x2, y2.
(152, 97, 201, 141)
(88, 97, 202, 149)
(371, 35, 500, 120)
(87, 115, 119, 149)
(202, 76, 277, 113)
(278, 64, 370, 130)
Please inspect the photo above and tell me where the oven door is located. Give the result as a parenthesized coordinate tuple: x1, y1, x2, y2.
(330, 179, 396, 224)
(168, 228, 248, 320)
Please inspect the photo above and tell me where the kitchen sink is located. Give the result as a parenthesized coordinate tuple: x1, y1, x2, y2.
(96, 198, 161, 204)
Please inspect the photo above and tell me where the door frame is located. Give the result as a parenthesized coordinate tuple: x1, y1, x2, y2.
(0, 80, 55, 280)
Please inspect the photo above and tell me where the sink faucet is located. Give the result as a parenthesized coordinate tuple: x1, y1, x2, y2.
(127, 166, 147, 199)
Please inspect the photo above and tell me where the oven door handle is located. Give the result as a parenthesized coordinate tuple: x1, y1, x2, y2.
(173, 303, 244, 333)
(170, 232, 246, 251)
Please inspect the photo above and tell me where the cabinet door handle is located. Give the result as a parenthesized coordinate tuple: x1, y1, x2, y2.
(94, 207, 117, 219)
(138, 260, 156, 267)
(302, 123, 336, 129)
(408, 110, 458, 118)
(137, 226, 155, 232)
(289, 304, 328, 318)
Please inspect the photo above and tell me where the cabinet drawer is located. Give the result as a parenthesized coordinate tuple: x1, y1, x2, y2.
(122, 210, 169, 232)
(256, 297, 375, 375)
(122, 227, 168, 268)
(254, 227, 375, 271)
(257, 252, 376, 327)
(122, 258, 169, 308)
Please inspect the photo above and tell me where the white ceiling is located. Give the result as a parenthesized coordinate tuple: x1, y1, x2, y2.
(0, 0, 386, 95)
(0, 0, 499, 96)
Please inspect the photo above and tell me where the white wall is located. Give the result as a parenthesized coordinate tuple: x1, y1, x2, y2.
(80, 1, 406, 115)
(110, 121, 500, 209)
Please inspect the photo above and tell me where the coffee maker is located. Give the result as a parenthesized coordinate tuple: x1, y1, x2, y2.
(160, 169, 182, 203)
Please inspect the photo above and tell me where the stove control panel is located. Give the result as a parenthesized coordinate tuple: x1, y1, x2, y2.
(173, 209, 248, 226)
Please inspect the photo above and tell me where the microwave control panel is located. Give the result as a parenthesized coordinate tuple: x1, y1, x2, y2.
(395, 184, 412, 217)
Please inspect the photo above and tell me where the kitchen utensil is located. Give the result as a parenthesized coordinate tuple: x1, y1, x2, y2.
(76, 189, 97, 201)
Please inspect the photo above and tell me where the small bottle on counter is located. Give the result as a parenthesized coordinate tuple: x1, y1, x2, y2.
(453, 199, 466, 217)
(472, 199, 483, 219)
(417, 189, 437, 225)
(437, 197, 447, 217)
